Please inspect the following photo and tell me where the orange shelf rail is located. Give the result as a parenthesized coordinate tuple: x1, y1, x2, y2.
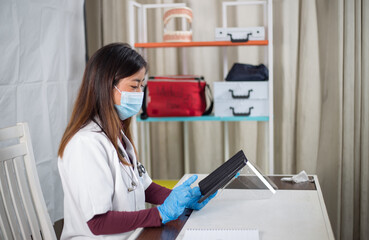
(134, 40, 268, 48)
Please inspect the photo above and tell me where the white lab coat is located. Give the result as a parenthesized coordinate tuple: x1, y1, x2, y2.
(58, 120, 152, 239)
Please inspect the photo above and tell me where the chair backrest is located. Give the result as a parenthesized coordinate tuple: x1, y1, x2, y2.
(0, 123, 56, 240)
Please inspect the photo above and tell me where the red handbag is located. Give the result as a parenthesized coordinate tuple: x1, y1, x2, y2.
(141, 75, 213, 119)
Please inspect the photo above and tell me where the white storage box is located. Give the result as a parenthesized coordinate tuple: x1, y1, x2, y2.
(214, 81, 268, 100)
(214, 100, 268, 117)
(215, 27, 265, 41)
(214, 82, 269, 117)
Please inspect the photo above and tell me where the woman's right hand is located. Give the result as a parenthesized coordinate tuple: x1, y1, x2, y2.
(157, 175, 198, 224)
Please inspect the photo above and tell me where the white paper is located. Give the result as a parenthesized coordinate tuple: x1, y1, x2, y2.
(182, 228, 259, 240)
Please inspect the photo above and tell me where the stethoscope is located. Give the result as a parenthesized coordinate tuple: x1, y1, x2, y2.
(118, 142, 148, 210)
(122, 162, 138, 192)
(120, 155, 146, 192)
(92, 119, 147, 192)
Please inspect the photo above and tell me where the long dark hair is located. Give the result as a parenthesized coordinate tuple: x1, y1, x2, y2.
(58, 43, 147, 165)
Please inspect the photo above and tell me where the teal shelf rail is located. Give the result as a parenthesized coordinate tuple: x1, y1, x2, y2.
(136, 115, 269, 122)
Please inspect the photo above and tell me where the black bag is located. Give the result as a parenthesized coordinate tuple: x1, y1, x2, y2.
(225, 63, 269, 81)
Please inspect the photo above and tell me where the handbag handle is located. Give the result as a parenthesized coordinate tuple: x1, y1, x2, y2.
(202, 84, 213, 116)
(229, 89, 253, 99)
(229, 106, 253, 116)
(227, 32, 252, 43)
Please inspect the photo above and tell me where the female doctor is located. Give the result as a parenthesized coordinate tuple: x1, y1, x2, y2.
(57, 43, 215, 239)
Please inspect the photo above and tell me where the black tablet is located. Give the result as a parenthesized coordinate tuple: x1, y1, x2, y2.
(198, 150, 248, 203)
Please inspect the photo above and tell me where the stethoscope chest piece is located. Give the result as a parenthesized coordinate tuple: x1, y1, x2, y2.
(128, 181, 137, 192)
(137, 162, 146, 177)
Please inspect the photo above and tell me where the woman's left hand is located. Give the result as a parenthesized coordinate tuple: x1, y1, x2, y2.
(187, 187, 217, 210)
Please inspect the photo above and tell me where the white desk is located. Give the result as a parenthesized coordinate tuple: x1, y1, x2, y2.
(176, 174, 334, 240)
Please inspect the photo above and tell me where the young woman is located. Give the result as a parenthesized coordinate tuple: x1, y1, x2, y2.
(57, 43, 215, 239)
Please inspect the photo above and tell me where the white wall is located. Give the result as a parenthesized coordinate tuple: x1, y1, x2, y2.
(0, 0, 86, 222)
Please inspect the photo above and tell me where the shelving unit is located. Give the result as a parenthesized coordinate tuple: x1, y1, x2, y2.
(128, 0, 273, 175)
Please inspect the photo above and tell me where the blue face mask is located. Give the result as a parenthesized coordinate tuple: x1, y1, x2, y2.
(114, 86, 144, 120)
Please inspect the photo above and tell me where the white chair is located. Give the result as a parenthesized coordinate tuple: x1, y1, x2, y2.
(0, 123, 56, 240)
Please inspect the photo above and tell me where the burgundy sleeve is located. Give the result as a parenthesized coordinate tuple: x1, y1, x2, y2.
(145, 182, 172, 205)
(87, 208, 161, 235)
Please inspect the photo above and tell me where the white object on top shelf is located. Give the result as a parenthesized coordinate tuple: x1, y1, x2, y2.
(215, 27, 265, 41)
(163, 7, 193, 42)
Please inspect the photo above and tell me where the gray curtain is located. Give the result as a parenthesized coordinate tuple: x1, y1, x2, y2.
(315, 0, 369, 239)
(85, 0, 369, 238)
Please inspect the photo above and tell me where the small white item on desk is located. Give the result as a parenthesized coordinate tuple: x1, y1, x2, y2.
(182, 228, 259, 240)
(281, 170, 314, 183)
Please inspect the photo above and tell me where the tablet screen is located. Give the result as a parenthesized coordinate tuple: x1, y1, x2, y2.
(198, 150, 248, 203)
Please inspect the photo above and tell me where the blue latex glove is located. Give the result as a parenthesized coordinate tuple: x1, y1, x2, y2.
(187, 187, 217, 210)
(157, 175, 198, 224)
